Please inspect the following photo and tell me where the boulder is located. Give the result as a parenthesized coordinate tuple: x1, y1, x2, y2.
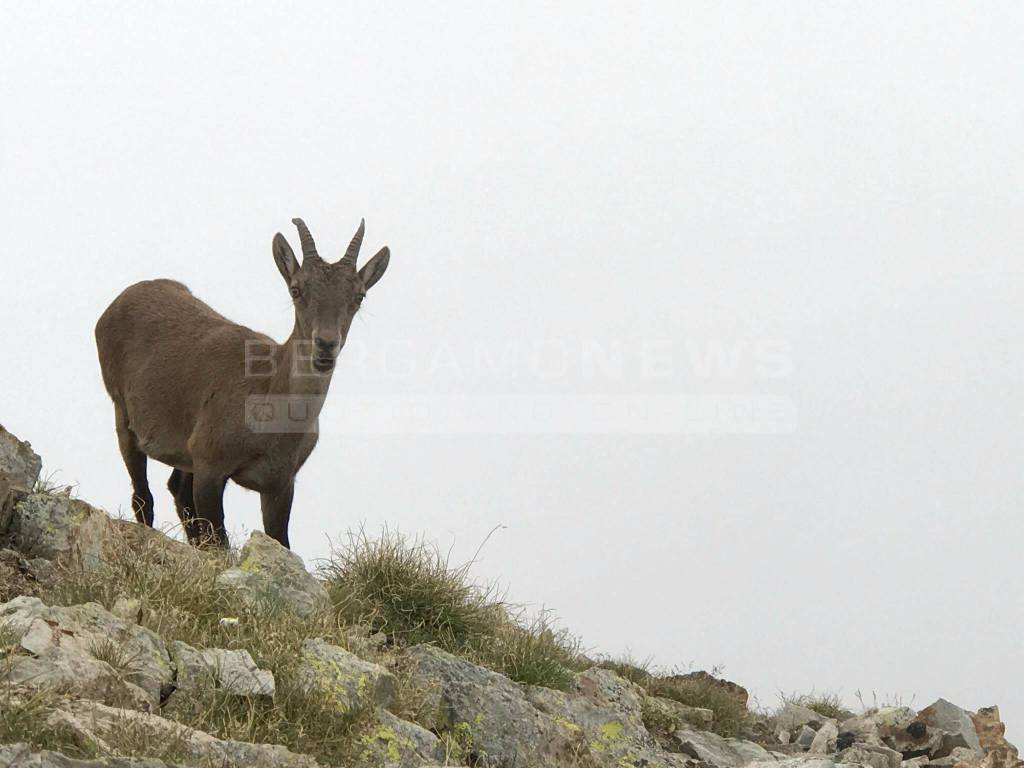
(526, 667, 690, 767)
(353, 709, 449, 767)
(297, 638, 395, 712)
(971, 707, 1017, 756)
(810, 721, 839, 754)
(6, 492, 112, 568)
(671, 728, 777, 767)
(168, 640, 275, 698)
(215, 531, 327, 618)
(838, 743, 904, 768)
(405, 644, 586, 768)
(0, 423, 42, 491)
(0, 743, 173, 767)
(918, 700, 983, 757)
(47, 699, 318, 768)
(796, 725, 818, 748)
(779, 704, 829, 733)
(0, 596, 173, 710)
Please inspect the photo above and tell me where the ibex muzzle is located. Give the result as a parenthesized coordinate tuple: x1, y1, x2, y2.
(95, 217, 390, 548)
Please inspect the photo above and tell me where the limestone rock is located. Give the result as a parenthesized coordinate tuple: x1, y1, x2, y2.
(643, 693, 714, 739)
(405, 644, 586, 768)
(838, 743, 904, 768)
(0, 743, 173, 767)
(0, 596, 173, 710)
(779, 703, 829, 733)
(47, 699, 318, 768)
(0, 423, 42, 492)
(215, 531, 327, 618)
(671, 727, 777, 767)
(918, 700, 983, 757)
(6, 492, 111, 569)
(527, 667, 690, 767)
(353, 709, 448, 767)
(811, 721, 840, 754)
(111, 596, 143, 624)
(169, 640, 275, 697)
(297, 638, 395, 712)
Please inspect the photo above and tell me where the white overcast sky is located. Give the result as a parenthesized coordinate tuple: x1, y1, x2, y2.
(2, 1, 1022, 741)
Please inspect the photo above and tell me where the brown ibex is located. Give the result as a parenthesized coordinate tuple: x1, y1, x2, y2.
(95, 218, 390, 548)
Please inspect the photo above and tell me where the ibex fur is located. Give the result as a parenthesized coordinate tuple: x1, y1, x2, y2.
(95, 218, 390, 548)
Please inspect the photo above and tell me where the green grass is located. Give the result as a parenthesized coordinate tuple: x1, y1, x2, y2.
(0, 687, 93, 758)
(780, 691, 852, 721)
(320, 528, 583, 691)
(647, 674, 750, 737)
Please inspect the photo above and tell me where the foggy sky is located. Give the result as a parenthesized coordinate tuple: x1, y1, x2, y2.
(2, 2, 1021, 740)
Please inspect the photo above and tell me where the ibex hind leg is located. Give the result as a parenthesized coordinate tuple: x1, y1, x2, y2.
(168, 469, 206, 544)
(114, 403, 154, 526)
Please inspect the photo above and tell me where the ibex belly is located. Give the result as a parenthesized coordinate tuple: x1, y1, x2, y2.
(231, 431, 319, 493)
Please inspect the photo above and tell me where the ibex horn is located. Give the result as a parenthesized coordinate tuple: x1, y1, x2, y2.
(291, 218, 319, 260)
(340, 218, 365, 266)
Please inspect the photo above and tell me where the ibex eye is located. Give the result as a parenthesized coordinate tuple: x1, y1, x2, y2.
(290, 286, 300, 298)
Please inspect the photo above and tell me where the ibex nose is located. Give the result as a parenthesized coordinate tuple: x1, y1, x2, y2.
(314, 336, 340, 352)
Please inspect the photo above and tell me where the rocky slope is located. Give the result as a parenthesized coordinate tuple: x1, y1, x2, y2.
(1, 424, 1021, 768)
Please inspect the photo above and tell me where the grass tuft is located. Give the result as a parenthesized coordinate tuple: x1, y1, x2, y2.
(648, 674, 750, 737)
(780, 690, 852, 721)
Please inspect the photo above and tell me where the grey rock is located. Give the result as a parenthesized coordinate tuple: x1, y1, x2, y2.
(811, 721, 839, 754)
(918, 699, 983, 757)
(215, 531, 327, 618)
(672, 728, 776, 767)
(838, 743, 904, 768)
(7, 492, 111, 568)
(406, 644, 588, 768)
(353, 709, 448, 767)
(0, 424, 42, 491)
(169, 640, 275, 697)
(778, 704, 828, 733)
(796, 725, 818, 748)
(0, 743, 172, 767)
(925, 747, 983, 767)
(0, 596, 173, 710)
(111, 596, 143, 624)
(527, 667, 690, 767)
(47, 699, 318, 768)
(297, 638, 395, 712)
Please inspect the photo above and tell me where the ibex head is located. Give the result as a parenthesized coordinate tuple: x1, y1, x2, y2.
(272, 218, 390, 372)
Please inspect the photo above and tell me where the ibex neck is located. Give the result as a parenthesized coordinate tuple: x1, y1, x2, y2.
(269, 325, 335, 400)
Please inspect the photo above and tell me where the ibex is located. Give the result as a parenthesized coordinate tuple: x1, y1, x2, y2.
(95, 218, 389, 548)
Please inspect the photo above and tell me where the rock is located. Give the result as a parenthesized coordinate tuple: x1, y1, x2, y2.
(671, 728, 777, 767)
(929, 747, 985, 767)
(0, 743, 174, 767)
(971, 707, 1018, 756)
(0, 596, 174, 710)
(215, 531, 327, 618)
(663, 669, 750, 707)
(918, 700, 983, 757)
(297, 638, 395, 712)
(406, 644, 587, 768)
(47, 699, 318, 768)
(838, 743, 904, 768)
(6, 492, 112, 569)
(643, 694, 714, 739)
(810, 721, 839, 754)
(353, 709, 448, 767)
(845, 707, 943, 757)
(527, 667, 690, 767)
(111, 596, 143, 624)
(0, 423, 42, 491)
(169, 640, 275, 697)
(0, 548, 54, 602)
(796, 725, 819, 748)
(779, 704, 828, 733)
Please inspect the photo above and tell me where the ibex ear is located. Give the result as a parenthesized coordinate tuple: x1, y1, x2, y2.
(359, 246, 390, 291)
(272, 233, 299, 283)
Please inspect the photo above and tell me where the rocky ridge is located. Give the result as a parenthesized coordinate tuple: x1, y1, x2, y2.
(1, 424, 1020, 768)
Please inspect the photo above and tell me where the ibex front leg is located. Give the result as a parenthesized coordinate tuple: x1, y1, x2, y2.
(260, 483, 294, 549)
(192, 470, 229, 548)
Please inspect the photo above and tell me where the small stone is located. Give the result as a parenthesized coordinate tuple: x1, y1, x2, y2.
(0, 424, 42, 492)
(111, 596, 143, 623)
(810, 721, 839, 754)
(169, 641, 275, 698)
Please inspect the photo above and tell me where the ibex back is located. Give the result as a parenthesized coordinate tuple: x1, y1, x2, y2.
(95, 218, 390, 548)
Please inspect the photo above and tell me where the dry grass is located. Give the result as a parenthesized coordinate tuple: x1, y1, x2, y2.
(647, 674, 750, 737)
(780, 690, 852, 721)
